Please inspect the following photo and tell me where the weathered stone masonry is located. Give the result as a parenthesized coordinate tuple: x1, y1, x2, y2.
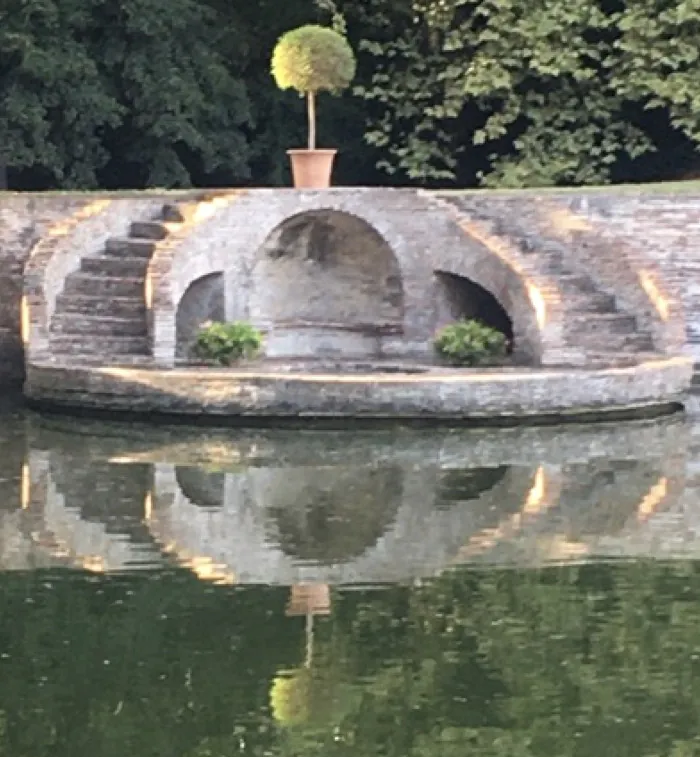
(0, 191, 201, 385)
(3, 186, 700, 388)
(0, 197, 88, 385)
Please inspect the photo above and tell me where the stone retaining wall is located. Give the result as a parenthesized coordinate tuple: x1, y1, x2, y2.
(3, 185, 700, 387)
(0, 191, 208, 386)
(0, 196, 89, 385)
(147, 189, 552, 366)
(435, 191, 688, 357)
(561, 192, 700, 358)
(23, 358, 692, 421)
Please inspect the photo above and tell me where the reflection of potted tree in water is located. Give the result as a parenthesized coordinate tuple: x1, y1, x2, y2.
(270, 583, 359, 731)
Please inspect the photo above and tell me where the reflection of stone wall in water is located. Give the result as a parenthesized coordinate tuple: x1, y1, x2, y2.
(254, 467, 404, 563)
(175, 273, 225, 360)
(49, 459, 150, 522)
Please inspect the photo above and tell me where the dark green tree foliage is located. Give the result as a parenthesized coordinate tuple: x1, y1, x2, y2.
(0, 0, 254, 189)
(2, 0, 700, 189)
(0, 0, 121, 187)
(613, 0, 700, 148)
(353, 0, 700, 186)
(94, 0, 254, 188)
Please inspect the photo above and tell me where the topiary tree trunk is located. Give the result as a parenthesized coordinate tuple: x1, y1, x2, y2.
(307, 91, 316, 150)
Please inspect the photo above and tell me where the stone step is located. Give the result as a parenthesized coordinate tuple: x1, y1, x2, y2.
(50, 314, 146, 337)
(622, 334, 656, 351)
(567, 313, 638, 336)
(55, 295, 146, 319)
(63, 274, 143, 298)
(81, 255, 149, 278)
(555, 274, 598, 293)
(130, 221, 169, 241)
(566, 292, 617, 314)
(542, 257, 571, 274)
(574, 329, 654, 352)
(50, 335, 149, 355)
(104, 237, 157, 259)
(584, 352, 641, 368)
(44, 353, 155, 367)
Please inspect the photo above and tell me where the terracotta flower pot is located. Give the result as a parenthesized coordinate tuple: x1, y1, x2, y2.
(287, 149, 337, 188)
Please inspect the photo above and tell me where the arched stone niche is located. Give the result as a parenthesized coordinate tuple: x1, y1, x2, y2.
(250, 210, 405, 359)
(434, 271, 515, 352)
(175, 272, 224, 360)
(149, 189, 549, 366)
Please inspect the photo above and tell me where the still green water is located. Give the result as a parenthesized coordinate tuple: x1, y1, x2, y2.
(2, 395, 700, 756)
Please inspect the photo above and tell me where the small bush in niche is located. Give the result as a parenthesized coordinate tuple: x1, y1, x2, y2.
(433, 319, 508, 367)
(193, 321, 263, 365)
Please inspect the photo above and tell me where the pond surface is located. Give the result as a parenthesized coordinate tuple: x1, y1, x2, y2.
(2, 395, 700, 755)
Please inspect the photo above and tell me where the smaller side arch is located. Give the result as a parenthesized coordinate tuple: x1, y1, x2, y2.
(175, 272, 225, 360)
(434, 270, 515, 351)
(424, 196, 571, 366)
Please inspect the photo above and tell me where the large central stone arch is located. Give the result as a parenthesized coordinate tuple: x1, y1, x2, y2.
(148, 189, 551, 366)
(249, 209, 405, 358)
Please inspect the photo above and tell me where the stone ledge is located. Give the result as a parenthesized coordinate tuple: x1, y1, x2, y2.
(24, 356, 694, 426)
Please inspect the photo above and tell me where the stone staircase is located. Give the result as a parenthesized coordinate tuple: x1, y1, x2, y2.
(49, 207, 181, 362)
(431, 193, 656, 365)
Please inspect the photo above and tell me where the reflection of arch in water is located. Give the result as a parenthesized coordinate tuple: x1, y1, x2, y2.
(146, 463, 537, 585)
(176, 467, 225, 509)
(260, 466, 404, 564)
(436, 466, 509, 509)
(172, 464, 404, 565)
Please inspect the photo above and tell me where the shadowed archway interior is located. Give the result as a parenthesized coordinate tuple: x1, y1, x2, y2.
(250, 210, 405, 359)
(175, 272, 225, 360)
(435, 270, 515, 353)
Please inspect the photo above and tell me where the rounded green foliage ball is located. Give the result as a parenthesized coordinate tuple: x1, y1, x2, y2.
(271, 24, 356, 95)
(434, 319, 508, 367)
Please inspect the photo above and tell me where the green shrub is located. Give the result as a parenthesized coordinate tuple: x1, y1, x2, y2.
(433, 319, 508, 367)
(193, 321, 263, 365)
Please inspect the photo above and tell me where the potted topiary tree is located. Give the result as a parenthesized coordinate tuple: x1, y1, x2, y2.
(271, 24, 356, 188)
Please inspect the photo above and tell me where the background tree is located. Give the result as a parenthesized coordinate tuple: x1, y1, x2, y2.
(0, 0, 122, 188)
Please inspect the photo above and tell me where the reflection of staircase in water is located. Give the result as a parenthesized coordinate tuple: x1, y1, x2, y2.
(4, 442, 697, 578)
(453, 458, 689, 565)
(17, 455, 166, 572)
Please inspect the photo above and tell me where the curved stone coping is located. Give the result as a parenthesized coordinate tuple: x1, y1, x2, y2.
(25, 356, 693, 425)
